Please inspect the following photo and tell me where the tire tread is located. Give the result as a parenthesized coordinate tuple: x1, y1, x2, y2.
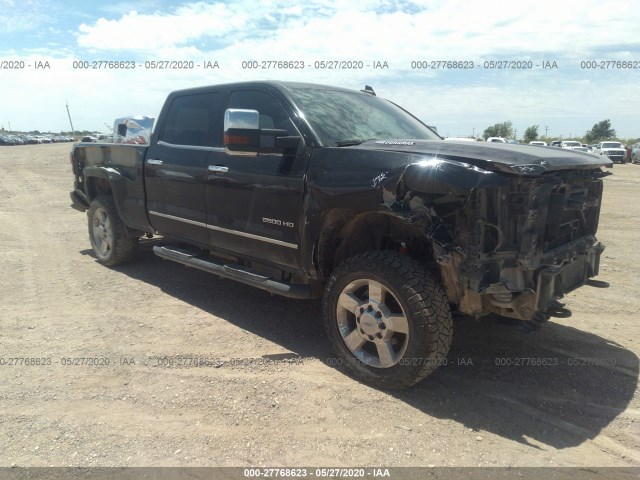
(88, 195, 138, 266)
(322, 251, 453, 389)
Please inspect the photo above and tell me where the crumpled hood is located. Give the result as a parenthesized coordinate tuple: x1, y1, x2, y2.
(351, 140, 612, 175)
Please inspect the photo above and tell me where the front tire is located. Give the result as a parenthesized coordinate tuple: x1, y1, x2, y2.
(87, 195, 138, 266)
(322, 251, 453, 389)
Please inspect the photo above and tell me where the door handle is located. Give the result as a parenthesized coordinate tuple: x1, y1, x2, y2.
(147, 159, 163, 166)
(208, 165, 229, 174)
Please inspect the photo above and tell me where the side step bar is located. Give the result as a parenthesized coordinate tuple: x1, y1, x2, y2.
(153, 245, 316, 299)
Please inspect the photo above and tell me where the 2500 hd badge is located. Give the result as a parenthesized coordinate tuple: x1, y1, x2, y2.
(263, 217, 295, 228)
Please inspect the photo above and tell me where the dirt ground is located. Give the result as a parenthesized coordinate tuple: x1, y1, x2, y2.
(0, 143, 638, 468)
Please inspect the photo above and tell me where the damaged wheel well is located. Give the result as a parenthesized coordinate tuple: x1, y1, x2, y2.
(85, 176, 112, 201)
(316, 210, 437, 278)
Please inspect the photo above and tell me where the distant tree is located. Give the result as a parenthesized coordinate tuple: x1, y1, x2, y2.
(523, 125, 539, 143)
(585, 119, 616, 143)
(483, 125, 497, 138)
(483, 121, 514, 139)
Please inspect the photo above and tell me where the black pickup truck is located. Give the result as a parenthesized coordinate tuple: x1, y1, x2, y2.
(70, 81, 611, 389)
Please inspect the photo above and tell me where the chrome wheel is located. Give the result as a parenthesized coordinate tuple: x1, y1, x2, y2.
(336, 278, 409, 368)
(91, 206, 114, 259)
(323, 251, 453, 389)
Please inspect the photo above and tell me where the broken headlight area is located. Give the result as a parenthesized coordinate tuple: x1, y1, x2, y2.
(440, 168, 607, 323)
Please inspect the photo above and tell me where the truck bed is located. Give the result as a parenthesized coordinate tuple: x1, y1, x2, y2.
(71, 143, 151, 234)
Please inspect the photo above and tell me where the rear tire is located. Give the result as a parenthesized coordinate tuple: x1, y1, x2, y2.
(87, 195, 138, 266)
(322, 251, 453, 389)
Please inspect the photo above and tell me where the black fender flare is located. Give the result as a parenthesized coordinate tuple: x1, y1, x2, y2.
(83, 166, 143, 238)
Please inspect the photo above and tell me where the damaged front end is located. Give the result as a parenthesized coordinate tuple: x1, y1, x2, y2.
(400, 161, 608, 324)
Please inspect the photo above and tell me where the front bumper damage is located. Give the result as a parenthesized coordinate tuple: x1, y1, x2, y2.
(432, 168, 608, 323)
(483, 238, 604, 321)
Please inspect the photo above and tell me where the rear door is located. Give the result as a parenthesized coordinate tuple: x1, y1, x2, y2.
(145, 91, 226, 244)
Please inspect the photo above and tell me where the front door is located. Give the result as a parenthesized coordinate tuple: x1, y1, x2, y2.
(206, 89, 307, 269)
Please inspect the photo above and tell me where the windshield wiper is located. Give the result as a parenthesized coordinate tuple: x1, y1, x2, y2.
(335, 138, 374, 147)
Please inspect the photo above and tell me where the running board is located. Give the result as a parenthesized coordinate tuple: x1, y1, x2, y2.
(153, 245, 315, 299)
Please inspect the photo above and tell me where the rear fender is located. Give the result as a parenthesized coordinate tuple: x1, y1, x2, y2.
(83, 167, 144, 238)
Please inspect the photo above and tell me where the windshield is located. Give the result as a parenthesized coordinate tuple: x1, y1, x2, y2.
(563, 141, 581, 147)
(602, 142, 622, 148)
(286, 86, 441, 146)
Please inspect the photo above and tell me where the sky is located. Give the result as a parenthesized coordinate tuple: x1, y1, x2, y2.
(1, 0, 639, 139)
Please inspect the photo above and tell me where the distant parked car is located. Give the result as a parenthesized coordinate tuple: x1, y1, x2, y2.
(486, 137, 508, 143)
(7, 135, 24, 145)
(21, 135, 40, 144)
(560, 141, 584, 151)
(529, 141, 547, 146)
(593, 141, 627, 163)
(0, 134, 16, 145)
(81, 136, 98, 143)
(444, 137, 477, 142)
(632, 143, 640, 164)
(550, 140, 562, 147)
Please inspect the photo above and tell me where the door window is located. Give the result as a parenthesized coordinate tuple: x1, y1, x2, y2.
(227, 90, 298, 136)
(160, 93, 222, 147)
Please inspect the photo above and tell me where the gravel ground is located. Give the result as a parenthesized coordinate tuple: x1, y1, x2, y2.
(0, 143, 638, 468)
